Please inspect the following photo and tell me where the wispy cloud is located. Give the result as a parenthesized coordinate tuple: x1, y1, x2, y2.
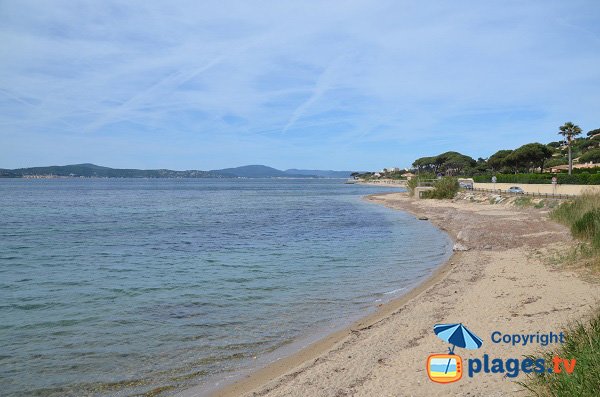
(83, 56, 223, 133)
(281, 54, 347, 133)
(1, 0, 599, 169)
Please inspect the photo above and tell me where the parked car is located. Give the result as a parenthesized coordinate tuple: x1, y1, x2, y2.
(507, 186, 525, 194)
(459, 182, 473, 190)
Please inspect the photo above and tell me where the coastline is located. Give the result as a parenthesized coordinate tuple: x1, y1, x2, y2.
(355, 179, 407, 187)
(197, 191, 599, 397)
(178, 191, 452, 397)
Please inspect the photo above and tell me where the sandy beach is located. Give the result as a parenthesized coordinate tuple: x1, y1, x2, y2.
(201, 191, 600, 397)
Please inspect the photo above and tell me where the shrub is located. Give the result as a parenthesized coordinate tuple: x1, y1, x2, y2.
(522, 310, 600, 397)
(514, 197, 532, 207)
(473, 173, 600, 185)
(473, 173, 552, 184)
(424, 177, 459, 199)
(550, 191, 600, 266)
(551, 192, 600, 225)
(571, 209, 600, 248)
(523, 194, 600, 395)
(407, 178, 418, 197)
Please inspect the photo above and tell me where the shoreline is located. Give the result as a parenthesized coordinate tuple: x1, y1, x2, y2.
(197, 191, 598, 397)
(179, 191, 454, 397)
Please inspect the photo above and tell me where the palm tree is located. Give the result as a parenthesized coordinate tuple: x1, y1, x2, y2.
(558, 122, 582, 175)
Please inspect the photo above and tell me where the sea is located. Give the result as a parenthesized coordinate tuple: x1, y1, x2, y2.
(0, 179, 452, 396)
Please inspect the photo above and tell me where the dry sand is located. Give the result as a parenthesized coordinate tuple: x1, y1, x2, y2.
(207, 192, 599, 397)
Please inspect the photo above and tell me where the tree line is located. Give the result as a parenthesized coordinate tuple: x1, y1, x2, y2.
(412, 122, 600, 177)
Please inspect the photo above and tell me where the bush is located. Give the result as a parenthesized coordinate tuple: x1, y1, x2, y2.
(473, 173, 600, 185)
(473, 173, 552, 184)
(551, 192, 600, 265)
(571, 209, 600, 248)
(423, 177, 459, 199)
(524, 194, 600, 395)
(551, 192, 600, 225)
(407, 178, 418, 197)
(514, 197, 532, 207)
(522, 310, 600, 397)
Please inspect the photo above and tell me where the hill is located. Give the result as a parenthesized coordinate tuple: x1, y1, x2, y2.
(1, 163, 356, 179)
(0, 163, 229, 178)
(210, 165, 317, 178)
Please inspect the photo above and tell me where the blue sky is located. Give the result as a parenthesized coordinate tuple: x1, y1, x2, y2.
(1, 0, 599, 170)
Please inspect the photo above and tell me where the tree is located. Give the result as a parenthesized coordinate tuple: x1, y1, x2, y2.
(587, 128, 600, 137)
(580, 139, 599, 152)
(487, 150, 513, 172)
(435, 151, 476, 175)
(412, 152, 476, 175)
(412, 156, 437, 173)
(578, 148, 600, 164)
(547, 141, 562, 148)
(510, 143, 553, 172)
(558, 122, 583, 175)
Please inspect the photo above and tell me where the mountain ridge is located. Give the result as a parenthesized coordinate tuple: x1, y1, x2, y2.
(0, 163, 355, 179)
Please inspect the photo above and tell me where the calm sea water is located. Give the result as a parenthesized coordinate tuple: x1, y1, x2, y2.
(0, 179, 451, 396)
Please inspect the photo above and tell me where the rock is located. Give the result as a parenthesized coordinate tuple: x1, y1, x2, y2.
(418, 216, 428, 220)
(457, 230, 469, 241)
(453, 243, 469, 252)
(483, 245, 492, 250)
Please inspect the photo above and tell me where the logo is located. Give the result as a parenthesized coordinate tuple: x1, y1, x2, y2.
(426, 324, 577, 383)
(426, 354, 463, 383)
(426, 323, 482, 383)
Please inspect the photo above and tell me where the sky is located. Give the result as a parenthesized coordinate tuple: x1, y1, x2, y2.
(1, 0, 599, 171)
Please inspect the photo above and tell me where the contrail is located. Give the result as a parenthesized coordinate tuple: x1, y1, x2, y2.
(281, 55, 346, 134)
(83, 56, 223, 133)
(0, 88, 78, 129)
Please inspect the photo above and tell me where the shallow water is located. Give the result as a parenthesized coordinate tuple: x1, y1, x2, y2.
(0, 179, 451, 396)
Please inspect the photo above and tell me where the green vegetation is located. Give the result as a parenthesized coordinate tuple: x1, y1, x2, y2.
(403, 122, 600, 184)
(473, 172, 600, 185)
(522, 193, 600, 396)
(588, 128, 600, 137)
(579, 148, 600, 164)
(412, 151, 477, 175)
(571, 209, 600, 248)
(406, 177, 418, 197)
(552, 192, 600, 251)
(513, 197, 532, 207)
(558, 122, 583, 175)
(522, 310, 600, 397)
(354, 122, 600, 187)
(422, 177, 459, 199)
(357, 122, 600, 186)
(405, 172, 435, 197)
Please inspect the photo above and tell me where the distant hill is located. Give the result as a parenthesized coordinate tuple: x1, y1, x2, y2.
(0, 163, 230, 178)
(0, 163, 357, 179)
(284, 169, 354, 178)
(210, 165, 317, 178)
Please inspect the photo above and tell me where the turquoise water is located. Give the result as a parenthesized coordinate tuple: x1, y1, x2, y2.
(0, 179, 451, 396)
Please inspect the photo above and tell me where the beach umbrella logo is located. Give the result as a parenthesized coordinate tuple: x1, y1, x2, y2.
(427, 323, 483, 384)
